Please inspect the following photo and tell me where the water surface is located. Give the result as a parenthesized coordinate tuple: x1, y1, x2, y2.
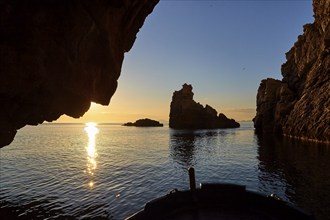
(0, 122, 329, 219)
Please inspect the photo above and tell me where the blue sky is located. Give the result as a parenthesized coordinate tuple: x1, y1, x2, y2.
(58, 0, 314, 123)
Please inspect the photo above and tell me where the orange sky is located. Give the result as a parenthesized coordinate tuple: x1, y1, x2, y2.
(55, 101, 255, 124)
(55, 1, 312, 125)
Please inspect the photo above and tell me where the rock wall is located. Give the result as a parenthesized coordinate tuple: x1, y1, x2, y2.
(254, 0, 330, 143)
(0, 0, 159, 147)
(169, 84, 240, 129)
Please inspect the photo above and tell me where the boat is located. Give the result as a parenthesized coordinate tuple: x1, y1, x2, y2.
(126, 168, 314, 220)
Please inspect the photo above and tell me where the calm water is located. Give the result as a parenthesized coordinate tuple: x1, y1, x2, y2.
(0, 122, 329, 220)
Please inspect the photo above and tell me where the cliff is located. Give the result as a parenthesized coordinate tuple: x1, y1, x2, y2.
(169, 84, 240, 129)
(254, 0, 330, 143)
(0, 0, 159, 147)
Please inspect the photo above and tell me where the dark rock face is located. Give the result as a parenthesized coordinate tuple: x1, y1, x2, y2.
(254, 0, 330, 143)
(0, 0, 159, 147)
(169, 84, 240, 129)
(123, 118, 163, 127)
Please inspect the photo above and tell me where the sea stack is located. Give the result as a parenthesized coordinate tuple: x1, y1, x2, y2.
(169, 84, 240, 129)
(254, 0, 330, 143)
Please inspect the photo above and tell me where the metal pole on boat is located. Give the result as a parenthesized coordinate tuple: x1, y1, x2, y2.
(188, 167, 196, 191)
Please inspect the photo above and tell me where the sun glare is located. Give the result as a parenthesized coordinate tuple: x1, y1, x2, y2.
(84, 122, 99, 188)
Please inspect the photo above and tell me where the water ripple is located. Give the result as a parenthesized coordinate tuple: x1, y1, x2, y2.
(1, 123, 330, 220)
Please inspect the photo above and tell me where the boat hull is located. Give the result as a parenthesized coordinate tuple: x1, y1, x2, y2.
(126, 183, 313, 220)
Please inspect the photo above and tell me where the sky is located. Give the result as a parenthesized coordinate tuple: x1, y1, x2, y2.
(56, 0, 314, 124)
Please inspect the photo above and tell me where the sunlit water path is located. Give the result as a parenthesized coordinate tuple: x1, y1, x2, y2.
(1, 123, 329, 220)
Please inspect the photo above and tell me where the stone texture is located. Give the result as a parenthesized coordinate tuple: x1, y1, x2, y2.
(254, 0, 330, 143)
(169, 84, 240, 129)
(0, 0, 159, 147)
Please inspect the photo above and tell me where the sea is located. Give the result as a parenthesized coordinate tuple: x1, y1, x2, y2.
(0, 122, 329, 220)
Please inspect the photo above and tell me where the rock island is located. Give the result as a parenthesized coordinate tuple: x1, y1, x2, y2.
(169, 84, 240, 129)
(123, 118, 163, 127)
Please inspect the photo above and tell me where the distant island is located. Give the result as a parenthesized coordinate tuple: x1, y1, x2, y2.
(169, 84, 240, 129)
(123, 118, 163, 127)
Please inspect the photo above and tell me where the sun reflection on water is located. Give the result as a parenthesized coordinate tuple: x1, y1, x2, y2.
(84, 122, 99, 188)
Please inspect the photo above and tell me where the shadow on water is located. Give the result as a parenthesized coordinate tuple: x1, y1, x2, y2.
(257, 134, 330, 220)
(0, 199, 112, 220)
(0, 199, 73, 220)
(169, 129, 218, 169)
(0, 198, 113, 220)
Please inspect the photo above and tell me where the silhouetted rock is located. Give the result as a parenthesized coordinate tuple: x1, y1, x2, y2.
(254, 0, 330, 143)
(169, 84, 240, 129)
(123, 118, 163, 127)
(0, 0, 159, 147)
